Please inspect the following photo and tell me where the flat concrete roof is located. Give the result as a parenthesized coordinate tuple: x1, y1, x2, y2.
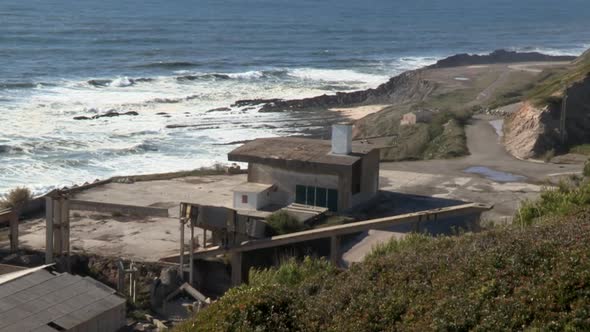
(231, 182, 274, 193)
(228, 137, 376, 171)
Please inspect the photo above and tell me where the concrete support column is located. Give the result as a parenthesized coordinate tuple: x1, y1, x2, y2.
(45, 197, 54, 264)
(189, 221, 194, 286)
(231, 252, 243, 286)
(179, 218, 185, 281)
(62, 199, 70, 272)
(53, 199, 62, 255)
(330, 235, 341, 267)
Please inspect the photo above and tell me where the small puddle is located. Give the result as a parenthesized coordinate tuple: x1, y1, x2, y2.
(489, 119, 503, 138)
(454, 77, 470, 81)
(464, 166, 526, 182)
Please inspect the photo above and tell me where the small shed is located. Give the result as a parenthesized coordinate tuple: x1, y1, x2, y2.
(400, 110, 435, 126)
(232, 182, 274, 211)
(0, 265, 126, 332)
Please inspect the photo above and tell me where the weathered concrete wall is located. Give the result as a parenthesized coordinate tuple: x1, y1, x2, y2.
(248, 163, 340, 208)
(69, 200, 169, 217)
(70, 302, 126, 332)
(351, 149, 380, 208)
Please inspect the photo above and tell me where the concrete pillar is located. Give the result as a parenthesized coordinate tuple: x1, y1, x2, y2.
(231, 252, 243, 286)
(45, 197, 54, 264)
(53, 199, 62, 255)
(62, 199, 70, 271)
(9, 211, 18, 253)
(117, 260, 125, 293)
(179, 218, 185, 281)
(189, 221, 194, 286)
(330, 236, 341, 266)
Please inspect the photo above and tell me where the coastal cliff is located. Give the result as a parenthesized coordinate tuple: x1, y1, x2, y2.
(503, 49, 590, 159)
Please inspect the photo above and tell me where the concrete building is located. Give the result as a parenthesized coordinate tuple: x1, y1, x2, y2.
(0, 265, 126, 332)
(228, 124, 380, 212)
(400, 109, 435, 126)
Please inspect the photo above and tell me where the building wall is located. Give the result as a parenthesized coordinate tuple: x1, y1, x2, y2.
(248, 163, 341, 209)
(400, 112, 417, 126)
(351, 149, 380, 208)
(233, 190, 271, 210)
(70, 302, 126, 332)
(233, 191, 258, 210)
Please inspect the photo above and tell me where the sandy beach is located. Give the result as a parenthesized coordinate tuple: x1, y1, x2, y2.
(329, 104, 389, 120)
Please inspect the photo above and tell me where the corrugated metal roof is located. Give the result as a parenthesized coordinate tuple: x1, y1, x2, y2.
(0, 269, 125, 332)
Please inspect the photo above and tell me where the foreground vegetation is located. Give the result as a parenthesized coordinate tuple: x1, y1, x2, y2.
(175, 176, 590, 331)
(0, 186, 31, 210)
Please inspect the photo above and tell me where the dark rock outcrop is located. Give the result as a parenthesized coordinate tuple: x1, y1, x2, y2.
(260, 70, 434, 112)
(206, 107, 231, 113)
(74, 110, 139, 120)
(428, 49, 575, 69)
(232, 98, 283, 108)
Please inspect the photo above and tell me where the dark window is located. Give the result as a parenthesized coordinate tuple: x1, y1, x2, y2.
(242, 195, 248, 204)
(306, 186, 316, 206)
(316, 187, 327, 208)
(296, 185, 306, 204)
(327, 189, 338, 212)
(295, 185, 338, 211)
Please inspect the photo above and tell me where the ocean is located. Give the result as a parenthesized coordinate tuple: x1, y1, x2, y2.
(1, 0, 589, 195)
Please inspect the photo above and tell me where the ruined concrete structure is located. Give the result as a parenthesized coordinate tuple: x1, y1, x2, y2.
(400, 109, 434, 126)
(228, 124, 380, 212)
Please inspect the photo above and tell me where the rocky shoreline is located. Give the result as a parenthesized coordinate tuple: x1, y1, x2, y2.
(228, 50, 576, 114)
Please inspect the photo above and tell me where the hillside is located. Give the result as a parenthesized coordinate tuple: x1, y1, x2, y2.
(175, 178, 590, 331)
(504, 49, 590, 159)
(253, 50, 573, 161)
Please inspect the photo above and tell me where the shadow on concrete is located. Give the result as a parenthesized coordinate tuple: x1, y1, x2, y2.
(341, 191, 483, 266)
(354, 190, 467, 220)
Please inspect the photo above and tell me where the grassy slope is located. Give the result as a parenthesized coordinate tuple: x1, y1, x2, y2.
(378, 111, 470, 161)
(358, 64, 546, 161)
(175, 179, 590, 332)
(527, 49, 590, 105)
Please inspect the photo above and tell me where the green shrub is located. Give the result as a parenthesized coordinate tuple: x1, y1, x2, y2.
(176, 208, 590, 331)
(0, 186, 32, 210)
(365, 233, 431, 262)
(248, 256, 335, 287)
(175, 257, 337, 332)
(266, 211, 306, 235)
(514, 181, 590, 226)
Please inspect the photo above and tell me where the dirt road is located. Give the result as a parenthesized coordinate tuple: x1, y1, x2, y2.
(379, 115, 582, 222)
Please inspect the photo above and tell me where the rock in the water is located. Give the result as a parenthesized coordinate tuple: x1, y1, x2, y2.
(231, 98, 283, 108)
(206, 107, 231, 113)
(73, 110, 139, 120)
